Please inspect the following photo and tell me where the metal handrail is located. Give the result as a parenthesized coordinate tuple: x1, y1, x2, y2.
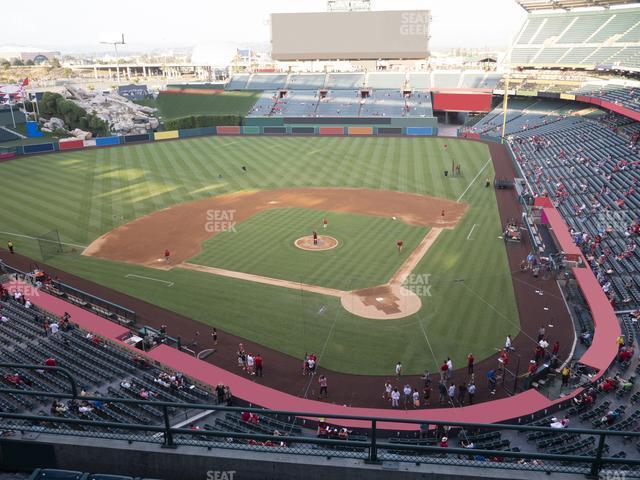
(1, 379, 639, 475)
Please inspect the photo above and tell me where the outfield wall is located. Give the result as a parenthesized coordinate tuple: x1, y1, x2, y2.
(9, 117, 439, 157)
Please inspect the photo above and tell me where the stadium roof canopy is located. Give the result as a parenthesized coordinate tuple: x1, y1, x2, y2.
(515, 0, 639, 11)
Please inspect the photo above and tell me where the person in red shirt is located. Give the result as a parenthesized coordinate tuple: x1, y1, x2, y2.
(164, 249, 171, 264)
(396, 240, 404, 252)
(439, 436, 448, 448)
(254, 353, 263, 377)
(440, 361, 449, 381)
(552, 341, 560, 356)
(44, 358, 57, 373)
(467, 353, 474, 374)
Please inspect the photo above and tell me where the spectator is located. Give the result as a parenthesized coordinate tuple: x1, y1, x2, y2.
(318, 375, 328, 399)
(254, 353, 263, 377)
(467, 381, 476, 405)
(391, 387, 400, 408)
(561, 366, 570, 386)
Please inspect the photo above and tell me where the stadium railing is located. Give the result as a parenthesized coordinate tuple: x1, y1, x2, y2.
(0, 263, 136, 326)
(0, 366, 639, 478)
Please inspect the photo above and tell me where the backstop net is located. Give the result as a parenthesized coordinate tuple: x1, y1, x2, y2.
(38, 229, 64, 261)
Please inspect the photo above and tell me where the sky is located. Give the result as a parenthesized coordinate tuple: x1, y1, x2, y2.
(1, 0, 527, 53)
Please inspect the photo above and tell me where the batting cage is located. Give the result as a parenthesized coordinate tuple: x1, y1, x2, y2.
(37, 229, 64, 261)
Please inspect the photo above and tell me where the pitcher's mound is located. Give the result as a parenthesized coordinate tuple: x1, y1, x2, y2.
(295, 235, 339, 251)
(341, 284, 422, 320)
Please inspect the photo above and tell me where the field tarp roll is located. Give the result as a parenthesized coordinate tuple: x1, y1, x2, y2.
(95, 136, 121, 147)
(179, 127, 217, 138)
(58, 139, 85, 151)
(262, 126, 287, 135)
(216, 126, 241, 135)
(348, 126, 373, 136)
(319, 127, 345, 136)
(242, 126, 260, 135)
(124, 134, 151, 143)
(406, 127, 433, 136)
(154, 130, 180, 141)
(23, 143, 55, 154)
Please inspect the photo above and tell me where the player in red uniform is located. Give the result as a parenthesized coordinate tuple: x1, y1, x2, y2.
(164, 249, 171, 264)
(396, 240, 404, 252)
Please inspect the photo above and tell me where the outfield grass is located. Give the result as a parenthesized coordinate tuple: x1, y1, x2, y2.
(190, 208, 428, 290)
(0, 136, 519, 375)
(154, 91, 262, 120)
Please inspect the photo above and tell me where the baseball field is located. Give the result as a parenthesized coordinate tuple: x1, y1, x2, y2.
(0, 135, 519, 375)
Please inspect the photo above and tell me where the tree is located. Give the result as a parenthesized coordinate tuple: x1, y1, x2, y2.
(11, 58, 24, 67)
(49, 58, 61, 68)
(25, 59, 35, 66)
(0, 60, 10, 69)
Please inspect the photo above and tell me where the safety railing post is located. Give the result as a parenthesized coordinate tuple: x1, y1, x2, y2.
(589, 432, 607, 478)
(368, 419, 378, 463)
(162, 405, 175, 449)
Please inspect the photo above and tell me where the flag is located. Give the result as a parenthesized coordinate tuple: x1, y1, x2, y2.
(22, 78, 29, 87)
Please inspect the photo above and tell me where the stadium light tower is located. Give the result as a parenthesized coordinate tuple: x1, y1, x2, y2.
(100, 34, 126, 84)
(327, 0, 371, 12)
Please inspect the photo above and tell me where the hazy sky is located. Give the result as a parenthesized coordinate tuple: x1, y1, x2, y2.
(2, 0, 527, 52)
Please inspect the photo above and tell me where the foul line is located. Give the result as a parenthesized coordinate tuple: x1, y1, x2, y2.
(125, 274, 174, 287)
(0, 231, 88, 249)
(456, 157, 491, 202)
(466, 223, 478, 240)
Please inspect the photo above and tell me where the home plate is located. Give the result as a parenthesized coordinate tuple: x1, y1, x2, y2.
(376, 297, 385, 302)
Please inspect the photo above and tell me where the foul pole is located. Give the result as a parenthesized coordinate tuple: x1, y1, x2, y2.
(500, 73, 510, 144)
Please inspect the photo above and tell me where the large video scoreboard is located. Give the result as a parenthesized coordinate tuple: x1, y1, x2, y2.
(271, 10, 430, 61)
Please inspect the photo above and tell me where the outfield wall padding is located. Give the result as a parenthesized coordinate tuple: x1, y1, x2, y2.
(124, 134, 150, 143)
(319, 127, 345, 135)
(83, 139, 97, 148)
(242, 117, 285, 127)
(291, 126, 316, 135)
(242, 126, 260, 135)
(154, 130, 180, 141)
(216, 126, 241, 135)
(405, 127, 434, 136)
(23, 143, 55, 154)
(58, 139, 85, 151)
(377, 127, 402, 136)
(0, 152, 16, 159)
(178, 127, 217, 138)
(348, 127, 373, 135)
(95, 136, 121, 147)
(263, 126, 287, 135)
